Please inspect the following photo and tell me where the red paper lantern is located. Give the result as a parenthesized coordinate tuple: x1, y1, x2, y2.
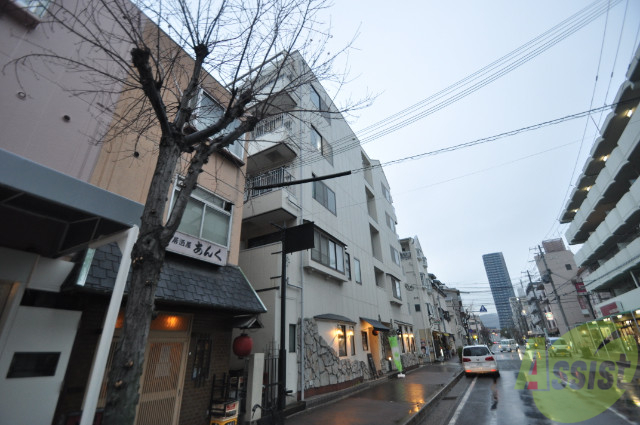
(233, 333, 253, 357)
(372, 330, 379, 336)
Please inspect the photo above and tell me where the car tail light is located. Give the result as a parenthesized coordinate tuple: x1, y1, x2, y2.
(485, 356, 495, 361)
(462, 357, 471, 362)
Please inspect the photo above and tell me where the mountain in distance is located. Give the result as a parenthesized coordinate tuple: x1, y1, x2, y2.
(478, 313, 499, 329)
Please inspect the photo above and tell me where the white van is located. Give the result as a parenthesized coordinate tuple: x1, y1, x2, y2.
(499, 339, 518, 352)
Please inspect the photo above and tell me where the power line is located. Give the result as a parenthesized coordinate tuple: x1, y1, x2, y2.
(295, 0, 622, 169)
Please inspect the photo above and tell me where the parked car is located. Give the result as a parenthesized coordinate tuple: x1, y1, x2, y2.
(462, 345, 500, 377)
(525, 337, 545, 358)
(499, 339, 518, 352)
(547, 337, 572, 357)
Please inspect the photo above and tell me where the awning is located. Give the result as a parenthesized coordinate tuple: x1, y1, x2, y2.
(73, 244, 267, 315)
(314, 313, 355, 324)
(0, 149, 143, 258)
(360, 317, 390, 332)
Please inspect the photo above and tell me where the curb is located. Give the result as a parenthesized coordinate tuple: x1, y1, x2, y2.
(401, 368, 465, 425)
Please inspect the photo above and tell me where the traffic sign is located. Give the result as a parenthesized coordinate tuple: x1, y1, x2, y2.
(479, 305, 487, 312)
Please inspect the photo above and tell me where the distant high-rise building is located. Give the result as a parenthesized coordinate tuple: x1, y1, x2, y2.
(482, 252, 516, 330)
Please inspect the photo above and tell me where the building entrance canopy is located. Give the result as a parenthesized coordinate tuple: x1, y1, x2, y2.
(361, 317, 390, 332)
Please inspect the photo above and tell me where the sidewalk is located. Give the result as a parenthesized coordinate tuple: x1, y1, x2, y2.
(284, 358, 463, 425)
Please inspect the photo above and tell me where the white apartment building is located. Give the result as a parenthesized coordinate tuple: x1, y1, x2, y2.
(560, 43, 640, 320)
(237, 52, 417, 405)
(534, 239, 593, 335)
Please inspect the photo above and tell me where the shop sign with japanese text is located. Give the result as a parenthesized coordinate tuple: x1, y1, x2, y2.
(167, 231, 228, 266)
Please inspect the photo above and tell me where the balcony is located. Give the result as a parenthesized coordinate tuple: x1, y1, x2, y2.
(246, 114, 298, 175)
(243, 167, 299, 225)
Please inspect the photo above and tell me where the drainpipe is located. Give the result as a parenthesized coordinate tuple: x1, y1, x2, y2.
(298, 94, 306, 402)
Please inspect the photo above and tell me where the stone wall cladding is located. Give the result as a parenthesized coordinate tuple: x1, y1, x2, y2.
(301, 318, 373, 392)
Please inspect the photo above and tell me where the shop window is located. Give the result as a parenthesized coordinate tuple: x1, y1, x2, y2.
(191, 335, 212, 387)
(337, 324, 347, 356)
(361, 331, 369, 351)
(349, 326, 356, 355)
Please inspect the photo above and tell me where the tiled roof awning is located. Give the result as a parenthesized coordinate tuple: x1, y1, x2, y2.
(314, 313, 355, 324)
(360, 317, 390, 332)
(75, 244, 266, 315)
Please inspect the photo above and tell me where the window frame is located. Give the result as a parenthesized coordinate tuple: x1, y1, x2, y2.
(337, 324, 347, 357)
(391, 277, 401, 300)
(171, 177, 233, 248)
(194, 90, 244, 161)
(310, 229, 345, 273)
(361, 331, 369, 351)
(354, 258, 362, 284)
(349, 326, 356, 356)
(390, 246, 401, 266)
(312, 175, 337, 214)
(310, 126, 333, 164)
(381, 184, 392, 203)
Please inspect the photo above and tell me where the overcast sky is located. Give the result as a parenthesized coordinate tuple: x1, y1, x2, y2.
(320, 0, 640, 315)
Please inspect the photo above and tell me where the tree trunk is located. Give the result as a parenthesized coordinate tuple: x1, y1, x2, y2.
(103, 137, 182, 425)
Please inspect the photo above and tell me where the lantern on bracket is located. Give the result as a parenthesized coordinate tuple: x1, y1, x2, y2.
(232, 333, 253, 358)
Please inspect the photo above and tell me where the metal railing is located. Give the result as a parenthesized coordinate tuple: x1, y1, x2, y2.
(245, 167, 295, 201)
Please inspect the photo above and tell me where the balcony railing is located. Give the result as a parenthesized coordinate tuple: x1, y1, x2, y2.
(245, 166, 296, 201)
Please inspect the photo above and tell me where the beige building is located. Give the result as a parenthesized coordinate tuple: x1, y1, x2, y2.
(0, 2, 265, 425)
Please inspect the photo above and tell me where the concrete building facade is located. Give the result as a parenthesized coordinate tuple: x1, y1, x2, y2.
(482, 252, 516, 330)
(560, 43, 640, 319)
(238, 52, 418, 405)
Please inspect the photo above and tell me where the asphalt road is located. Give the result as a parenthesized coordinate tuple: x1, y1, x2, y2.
(421, 348, 640, 425)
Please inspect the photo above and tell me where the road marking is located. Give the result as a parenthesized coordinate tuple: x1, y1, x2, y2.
(447, 376, 476, 425)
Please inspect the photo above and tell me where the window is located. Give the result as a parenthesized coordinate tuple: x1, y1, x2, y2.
(337, 325, 347, 356)
(312, 176, 336, 214)
(415, 304, 421, 312)
(310, 127, 333, 164)
(354, 258, 362, 284)
(391, 277, 401, 300)
(565, 264, 572, 270)
(194, 91, 244, 161)
(311, 229, 345, 272)
(349, 326, 356, 355)
(390, 246, 400, 266)
(345, 253, 351, 280)
(361, 331, 369, 351)
(15, 0, 49, 18)
(289, 324, 296, 353)
(310, 85, 330, 120)
(173, 180, 233, 247)
(381, 184, 392, 203)
(385, 212, 396, 233)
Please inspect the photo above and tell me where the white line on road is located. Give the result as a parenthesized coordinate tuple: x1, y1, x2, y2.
(447, 376, 476, 425)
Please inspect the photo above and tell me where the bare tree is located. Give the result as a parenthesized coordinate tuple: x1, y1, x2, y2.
(5, 0, 367, 423)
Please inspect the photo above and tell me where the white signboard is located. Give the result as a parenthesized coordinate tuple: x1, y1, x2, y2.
(167, 231, 228, 266)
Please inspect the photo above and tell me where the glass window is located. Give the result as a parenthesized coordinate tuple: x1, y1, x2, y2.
(338, 325, 347, 357)
(195, 91, 244, 160)
(173, 178, 233, 247)
(392, 277, 401, 300)
(390, 246, 400, 266)
(385, 213, 396, 233)
(312, 177, 336, 214)
(345, 253, 351, 280)
(310, 86, 321, 109)
(310, 230, 345, 273)
(349, 326, 356, 355)
(354, 258, 362, 284)
(381, 184, 392, 203)
(15, 0, 49, 18)
(289, 324, 296, 353)
(311, 127, 322, 151)
(361, 331, 369, 351)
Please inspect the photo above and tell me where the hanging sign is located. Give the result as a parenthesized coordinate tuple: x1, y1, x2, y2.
(388, 336, 403, 373)
(167, 231, 228, 266)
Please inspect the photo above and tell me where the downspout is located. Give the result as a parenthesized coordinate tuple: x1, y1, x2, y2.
(298, 66, 306, 402)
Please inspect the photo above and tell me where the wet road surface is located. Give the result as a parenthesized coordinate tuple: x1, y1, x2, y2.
(428, 348, 640, 425)
(285, 362, 462, 425)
